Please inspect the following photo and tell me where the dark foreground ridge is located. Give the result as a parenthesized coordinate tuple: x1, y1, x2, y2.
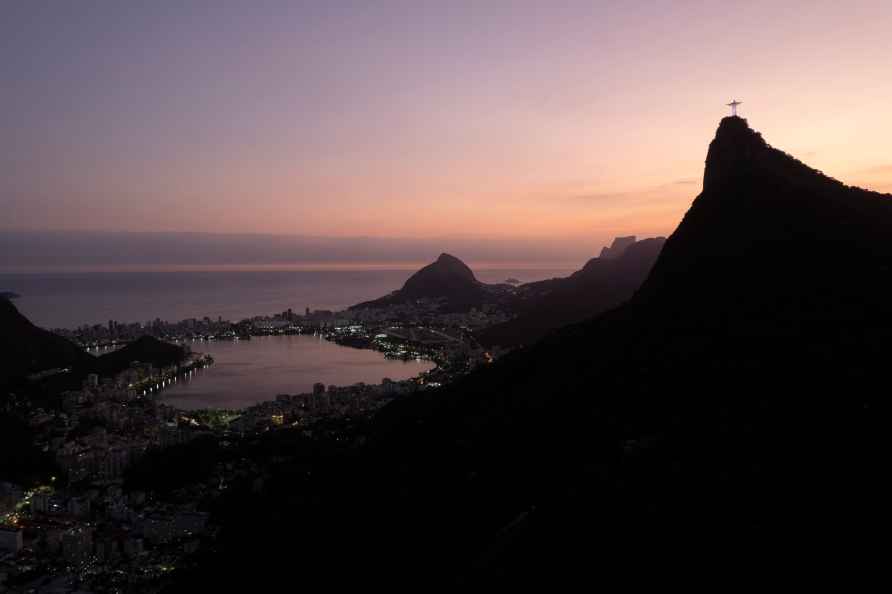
(44, 116, 892, 588)
(156, 118, 890, 587)
(210, 117, 887, 586)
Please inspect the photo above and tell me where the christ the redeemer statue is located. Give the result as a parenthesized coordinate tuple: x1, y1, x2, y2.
(727, 100, 742, 117)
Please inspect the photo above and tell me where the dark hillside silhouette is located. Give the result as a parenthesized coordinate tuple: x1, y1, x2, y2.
(169, 117, 892, 588)
(0, 298, 93, 381)
(351, 252, 506, 312)
(1, 298, 186, 386)
(477, 236, 664, 348)
(598, 235, 636, 259)
(92, 335, 186, 377)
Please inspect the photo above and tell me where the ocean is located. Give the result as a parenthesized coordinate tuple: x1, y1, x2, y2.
(2, 267, 572, 409)
(0, 267, 572, 329)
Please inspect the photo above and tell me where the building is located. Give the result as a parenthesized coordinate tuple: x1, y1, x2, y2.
(31, 491, 52, 515)
(61, 527, 94, 561)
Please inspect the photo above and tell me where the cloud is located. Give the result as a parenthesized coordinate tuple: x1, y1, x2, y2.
(672, 178, 698, 185)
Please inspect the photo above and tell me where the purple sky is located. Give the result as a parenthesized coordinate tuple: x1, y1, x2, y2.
(4, 1, 892, 266)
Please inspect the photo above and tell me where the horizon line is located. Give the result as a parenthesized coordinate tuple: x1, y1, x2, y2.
(0, 260, 581, 275)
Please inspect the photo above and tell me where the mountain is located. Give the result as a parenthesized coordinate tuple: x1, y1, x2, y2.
(477, 236, 665, 348)
(169, 117, 892, 589)
(0, 298, 93, 382)
(93, 335, 187, 376)
(598, 235, 636, 259)
(351, 253, 502, 312)
(636, 115, 892, 312)
(361, 117, 891, 579)
(1, 298, 186, 386)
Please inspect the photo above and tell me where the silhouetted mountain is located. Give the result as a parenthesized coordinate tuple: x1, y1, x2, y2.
(477, 237, 665, 348)
(0, 298, 93, 382)
(170, 117, 892, 589)
(351, 253, 503, 312)
(1, 298, 186, 388)
(93, 335, 186, 376)
(598, 235, 636, 259)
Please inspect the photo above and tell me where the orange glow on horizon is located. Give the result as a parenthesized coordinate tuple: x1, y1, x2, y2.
(5, 1, 892, 256)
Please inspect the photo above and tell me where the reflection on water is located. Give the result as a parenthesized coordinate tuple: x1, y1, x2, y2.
(163, 334, 434, 410)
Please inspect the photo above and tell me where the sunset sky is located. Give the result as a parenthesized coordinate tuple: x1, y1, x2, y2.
(4, 0, 892, 257)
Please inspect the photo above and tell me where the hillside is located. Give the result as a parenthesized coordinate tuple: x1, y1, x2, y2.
(0, 298, 93, 382)
(92, 335, 187, 376)
(477, 236, 665, 348)
(1, 298, 186, 387)
(351, 253, 507, 312)
(170, 117, 892, 588)
(367, 116, 892, 579)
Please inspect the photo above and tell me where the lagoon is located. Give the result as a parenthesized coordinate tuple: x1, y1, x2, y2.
(162, 334, 434, 410)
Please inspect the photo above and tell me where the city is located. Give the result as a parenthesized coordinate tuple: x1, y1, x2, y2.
(4, 1, 891, 589)
(0, 298, 501, 591)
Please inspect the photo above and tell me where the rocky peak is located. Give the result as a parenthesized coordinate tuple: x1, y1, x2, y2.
(702, 116, 769, 191)
(599, 236, 637, 260)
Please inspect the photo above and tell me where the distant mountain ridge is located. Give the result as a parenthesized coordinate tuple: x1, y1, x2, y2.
(477, 236, 665, 348)
(350, 116, 892, 583)
(598, 235, 637, 259)
(154, 116, 892, 589)
(351, 241, 666, 323)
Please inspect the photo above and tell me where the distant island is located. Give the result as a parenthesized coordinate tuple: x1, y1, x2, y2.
(0, 291, 20, 300)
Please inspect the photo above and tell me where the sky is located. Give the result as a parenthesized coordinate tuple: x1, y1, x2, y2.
(3, 0, 892, 266)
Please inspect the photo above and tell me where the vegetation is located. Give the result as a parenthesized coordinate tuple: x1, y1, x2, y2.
(167, 117, 892, 587)
(0, 413, 59, 487)
(124, 436, 221, 495)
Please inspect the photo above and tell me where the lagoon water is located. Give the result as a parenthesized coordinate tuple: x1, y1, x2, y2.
(161, 334, 434, 410)
(2, 267, 571, 410)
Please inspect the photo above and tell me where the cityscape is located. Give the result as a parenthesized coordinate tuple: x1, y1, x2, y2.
(1, 271, 516, 590)
(4, 1, 892, 591)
